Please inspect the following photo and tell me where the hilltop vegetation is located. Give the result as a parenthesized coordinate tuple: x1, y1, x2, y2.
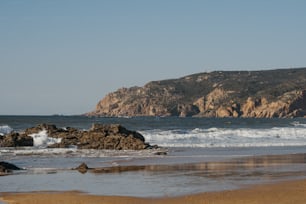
(87, 68, 306, 118)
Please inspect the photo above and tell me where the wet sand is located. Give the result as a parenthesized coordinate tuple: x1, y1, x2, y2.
(1, 152, 306, 203)
(1, 178, 306, 204)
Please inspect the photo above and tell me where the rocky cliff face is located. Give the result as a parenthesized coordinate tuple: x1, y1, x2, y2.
(87, 68, 306, 118)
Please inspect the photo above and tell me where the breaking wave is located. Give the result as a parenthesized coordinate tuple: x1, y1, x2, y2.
(29, 130, 62, 147)
(141, 125, 306, 148)
(0, 125, 13, 136)
(0, 126, 61, 147)
(2, 120, 306, 150)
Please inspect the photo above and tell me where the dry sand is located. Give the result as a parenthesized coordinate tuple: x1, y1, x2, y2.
(1, 179, 306, 204)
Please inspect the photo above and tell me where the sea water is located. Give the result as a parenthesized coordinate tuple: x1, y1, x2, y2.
(1, 116, 306, 197)
(2, 116, 306, 148)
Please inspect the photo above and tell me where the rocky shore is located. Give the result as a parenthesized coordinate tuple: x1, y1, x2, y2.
(0, 123, 155, 150)
(0, 162, 22, 175)
(87, 68, 306, 118)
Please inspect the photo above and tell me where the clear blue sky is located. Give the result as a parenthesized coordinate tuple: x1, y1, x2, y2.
(1, 0, 306, 115)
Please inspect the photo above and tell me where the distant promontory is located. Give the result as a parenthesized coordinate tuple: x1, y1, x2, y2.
(87, 68, 306, 118)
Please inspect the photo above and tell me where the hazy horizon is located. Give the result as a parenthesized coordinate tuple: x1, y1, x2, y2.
(1, 0, 306, 115)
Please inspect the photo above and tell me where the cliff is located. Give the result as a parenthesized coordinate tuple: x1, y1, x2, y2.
(87, 68, 306, 118)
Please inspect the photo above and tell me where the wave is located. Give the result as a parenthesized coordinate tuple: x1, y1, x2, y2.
(0, 126, 61, 147)
(3, 122, 306, 149)
(29, 130, 62, 147)
(141, 126, 306, 148)
(0, 125, 13, 136)
(291, 121, 306, 127)
(0, 147, 166, 158)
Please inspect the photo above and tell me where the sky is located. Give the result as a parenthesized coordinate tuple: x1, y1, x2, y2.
(1, 0, 306, 115)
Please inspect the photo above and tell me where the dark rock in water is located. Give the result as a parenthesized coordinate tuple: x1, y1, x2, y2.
(74, 162, 90, 174)
(77, 162, 89, 169)
(24, 123, 63, 136)
(90, 124, 145, 142)
(0, 132, 33, 147)
(48, 123, 150, 150)
(79, 124, 147, 150)
(154, 151, 168, 155)
(0, 123, 155, 150)
(0, 161, 22, 174)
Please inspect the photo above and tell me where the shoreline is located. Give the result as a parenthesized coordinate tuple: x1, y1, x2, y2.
(1, 178, 306, 204)
(1, 151, 306, 197)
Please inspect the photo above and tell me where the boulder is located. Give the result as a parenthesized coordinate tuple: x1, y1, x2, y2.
(0, 132, 33, 147)
(24, 123, 57, 135)
(74, 162, 90, 174)
(76, 124, 148, 150)
(24, 123, 69, 137)
(0, 161, 22, 174)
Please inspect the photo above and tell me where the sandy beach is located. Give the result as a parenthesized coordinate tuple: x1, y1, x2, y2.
(2, 117, 306, 203)
(1, 178, 306, 204)
(1, 151, 306, 203)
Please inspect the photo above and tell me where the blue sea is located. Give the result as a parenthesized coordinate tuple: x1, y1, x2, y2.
(1, 116, 306, 197)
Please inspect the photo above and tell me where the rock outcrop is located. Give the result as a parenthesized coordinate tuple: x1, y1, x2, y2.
(87, 68, 306, 118)
(46, 123, 149, 150)
(73, 162, 90, 174)
(0, 132, 33, 147)
(1, 123, 153, 150)
(0, 161, 22, 174)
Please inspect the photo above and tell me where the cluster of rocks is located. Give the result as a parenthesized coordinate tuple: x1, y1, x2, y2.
(0, 123, 155, 150)
(0, 132, 33, 147)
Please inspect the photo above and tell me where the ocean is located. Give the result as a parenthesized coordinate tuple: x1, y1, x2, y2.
(2, 116, 306, 148)
(1, 116, 306, 197)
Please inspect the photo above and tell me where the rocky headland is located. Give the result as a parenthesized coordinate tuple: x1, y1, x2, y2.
(0, 123, 154, 150)
(87, 67, 306, 118)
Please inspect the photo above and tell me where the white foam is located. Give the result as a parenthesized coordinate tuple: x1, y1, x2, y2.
(0, 147, 165, 158)
(29, 130, 62, 147)
(141, 126, 306, 148)
(291, 121, 306, 127)
(0, 125, 13, 136)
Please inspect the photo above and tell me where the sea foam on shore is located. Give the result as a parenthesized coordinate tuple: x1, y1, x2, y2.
(142, 125, 306, 147)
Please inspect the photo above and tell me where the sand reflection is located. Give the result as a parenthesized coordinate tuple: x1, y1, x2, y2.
(88, 153, 306, 180)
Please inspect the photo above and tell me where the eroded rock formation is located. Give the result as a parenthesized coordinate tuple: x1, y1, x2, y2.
(87, 68, 306, 118)
(0, 124, 153, 150)
(0, 132, 33, 147)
